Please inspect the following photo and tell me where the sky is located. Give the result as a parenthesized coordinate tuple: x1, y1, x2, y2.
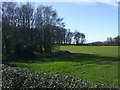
(1, 0, 119, 43)
(34, 1, 118, 43)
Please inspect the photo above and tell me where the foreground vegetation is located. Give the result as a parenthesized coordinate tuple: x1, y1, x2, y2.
(2, 65, 99, 89)
(6, 46, 119, 88)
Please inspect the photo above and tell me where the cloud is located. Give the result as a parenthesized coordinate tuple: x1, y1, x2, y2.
(94, 0, 118, 7)
(1, 0, 119, 7)
(74, 0, 119, 7)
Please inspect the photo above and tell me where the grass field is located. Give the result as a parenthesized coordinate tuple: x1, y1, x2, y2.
(7, 46, 119, 87)
(60, 46, 118, 57)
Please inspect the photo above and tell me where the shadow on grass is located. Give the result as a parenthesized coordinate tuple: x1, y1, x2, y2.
(6, 53, 119, 65)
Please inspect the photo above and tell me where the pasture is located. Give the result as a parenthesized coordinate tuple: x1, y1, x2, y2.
(7, 46, 119, 87)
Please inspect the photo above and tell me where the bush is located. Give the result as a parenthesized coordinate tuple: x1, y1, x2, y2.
(52, 51, 73, 57)
(15, 43, 35, 58)
(2, 65, 98, 89)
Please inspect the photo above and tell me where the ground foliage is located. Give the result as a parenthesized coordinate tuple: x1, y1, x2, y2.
(1, 65, 106, 89)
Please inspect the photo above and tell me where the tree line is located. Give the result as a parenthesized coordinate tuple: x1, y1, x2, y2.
(89, 36, 120, 46)
(2, 2, 86, 61)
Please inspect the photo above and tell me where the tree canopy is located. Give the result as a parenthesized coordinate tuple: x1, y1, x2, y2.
(2, 2, 86, 61)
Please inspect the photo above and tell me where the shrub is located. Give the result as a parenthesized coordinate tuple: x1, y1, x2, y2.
(2, 65, 97, 89)
(15, 43, 35, 58)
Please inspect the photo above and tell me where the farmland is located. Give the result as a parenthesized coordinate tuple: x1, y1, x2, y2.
(7, 46, 119, 87)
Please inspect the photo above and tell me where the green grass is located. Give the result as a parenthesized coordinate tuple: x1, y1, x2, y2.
(7, 46, 119, 87)
(60, 46, 118, 57)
